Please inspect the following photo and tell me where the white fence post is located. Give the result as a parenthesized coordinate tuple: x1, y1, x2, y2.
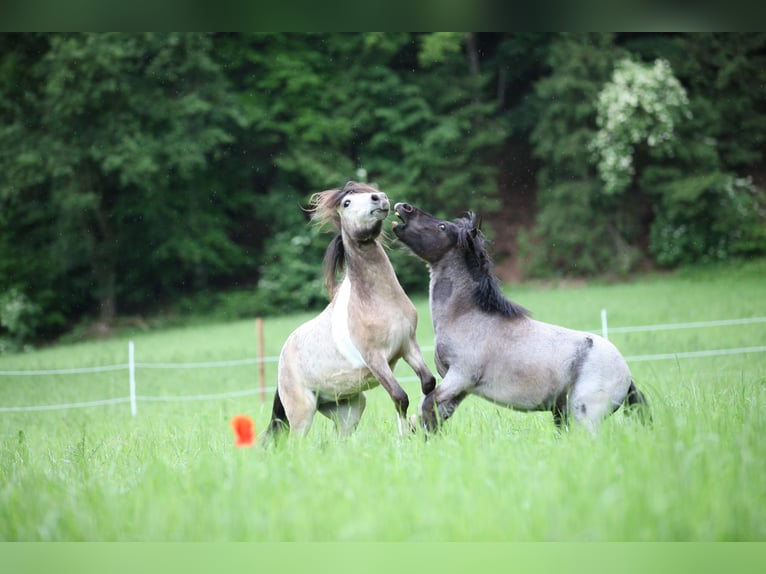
(601, 308, 609, 341)
(129, 340, 137, 417)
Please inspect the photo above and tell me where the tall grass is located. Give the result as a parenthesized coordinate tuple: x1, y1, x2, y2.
(1, 260, 765, 540)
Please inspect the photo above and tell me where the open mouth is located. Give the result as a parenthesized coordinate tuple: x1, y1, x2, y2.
(391, 203, 413, 230)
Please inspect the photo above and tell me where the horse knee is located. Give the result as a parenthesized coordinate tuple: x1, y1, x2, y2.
(421, 373, 436, 395)
(389, 387, 409, 416)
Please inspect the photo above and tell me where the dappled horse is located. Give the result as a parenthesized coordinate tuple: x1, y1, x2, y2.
(260, 183, 435, 443)
(391, 202, 650, 432)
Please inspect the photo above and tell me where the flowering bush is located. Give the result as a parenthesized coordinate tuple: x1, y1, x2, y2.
(591, 58, 691, 195)
(0, 288, 40, 353)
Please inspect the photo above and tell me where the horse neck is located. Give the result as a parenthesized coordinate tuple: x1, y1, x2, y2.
(341, 231, 401, 297)
(428, 252, 477, 326)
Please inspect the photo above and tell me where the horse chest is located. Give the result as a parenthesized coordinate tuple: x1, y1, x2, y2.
(331, 278, 412, 368)
(331, 279, 368, 368)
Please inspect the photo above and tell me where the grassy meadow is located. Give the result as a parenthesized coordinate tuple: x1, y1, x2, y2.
(1, 260, 765, 541)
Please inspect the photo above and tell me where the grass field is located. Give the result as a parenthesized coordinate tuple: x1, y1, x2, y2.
(1, 260, 765, 541)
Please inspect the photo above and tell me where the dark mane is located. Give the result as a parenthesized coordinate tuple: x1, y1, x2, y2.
(455, 213, 530, 319)
(322, 234, 345, 296)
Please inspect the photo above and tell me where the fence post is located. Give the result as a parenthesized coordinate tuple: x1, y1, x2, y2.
(601, 308, 609, 341)
(256, 318, 266, 403)
(129, 340, 137, 417)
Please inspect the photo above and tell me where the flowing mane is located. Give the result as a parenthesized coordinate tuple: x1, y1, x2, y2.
(454, 213, 529, 319)
(308, 181, 381, 296)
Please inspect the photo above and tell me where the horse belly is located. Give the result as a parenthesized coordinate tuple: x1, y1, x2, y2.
(476, 368, 562, 411)
(472, 343, 570, 410)
(314, 369, 379, 402)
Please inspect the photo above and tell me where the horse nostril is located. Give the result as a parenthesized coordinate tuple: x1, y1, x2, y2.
(402, 203, 414, 213)
(371, 194, 379, 202)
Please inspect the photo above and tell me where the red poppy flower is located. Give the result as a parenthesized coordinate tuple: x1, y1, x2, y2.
(231, 414, 255, 447)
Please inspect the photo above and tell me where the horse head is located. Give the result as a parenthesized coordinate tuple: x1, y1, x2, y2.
(311, 181, 391, 294)
(392, 202, 481, 265)
(310, 181, 390, 243)
(394, 202, 528, 319)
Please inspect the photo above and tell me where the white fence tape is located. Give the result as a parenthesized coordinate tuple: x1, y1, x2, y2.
(597, 316, 766, 334)
(0, 397, 131, 413)
(0, 364, 129, 376)
(625, 345, 766, 363)
(1, 314, 764, 414)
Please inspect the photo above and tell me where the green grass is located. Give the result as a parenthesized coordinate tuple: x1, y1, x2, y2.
(1, 260, 765, 541)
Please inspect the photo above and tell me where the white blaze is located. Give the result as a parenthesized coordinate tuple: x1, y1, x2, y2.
(331, 278, 367, 368)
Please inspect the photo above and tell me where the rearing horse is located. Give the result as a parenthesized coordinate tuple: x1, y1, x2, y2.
(392, 202, 650, 433)
(260, 183, 436, 443)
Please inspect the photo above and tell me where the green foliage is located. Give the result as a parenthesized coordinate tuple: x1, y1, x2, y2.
(257, 225, 328, 314)
(529, 181, 642, 276)
(649, 175, 766, 266)
(1, 33, 766, 342)
(529, 34, 640, 276)
(591, 58, 691, 195)
(418, 32, 464, 66)
(0, 33, 248, 335)
(0, 289, 40, 353)
(636, 34, 766, 267)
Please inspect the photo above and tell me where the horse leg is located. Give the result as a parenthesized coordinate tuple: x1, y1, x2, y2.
(365, 353, 410, 435)
(551, 394, 569, 431)
(419, 369, 470, 432)
(622, 380, 652, 425)
(278, 376, 318, 438)
(568, 378, 617, 434)
(403, 340, 436, 395)
(318, 393, 367, 436)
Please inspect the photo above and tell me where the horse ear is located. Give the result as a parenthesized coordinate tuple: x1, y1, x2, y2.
(470, 212, 481, 238)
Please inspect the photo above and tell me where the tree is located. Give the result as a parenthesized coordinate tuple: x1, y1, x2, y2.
(218, 33, 511, 295)
(529, 34, 641, 275)
(591, 58, 691, 196)
(0, 33, 246, 333)
(641, 33, 766, 266)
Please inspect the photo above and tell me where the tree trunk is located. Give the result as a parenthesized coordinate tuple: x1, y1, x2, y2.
(465, 32, 480, 76)
(89, 196, 117, 333)
(96, 263, 116, 329)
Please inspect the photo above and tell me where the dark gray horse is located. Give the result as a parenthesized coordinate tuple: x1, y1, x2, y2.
(392, 202, 650, 432)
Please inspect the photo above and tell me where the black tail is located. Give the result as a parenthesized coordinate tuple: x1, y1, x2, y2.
(260, 388, 289, 445)
(624, 380, 652, 425)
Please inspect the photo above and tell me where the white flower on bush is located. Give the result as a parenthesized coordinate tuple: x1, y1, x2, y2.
(591, 58, 691, 195)
(0, 288, 40, 341)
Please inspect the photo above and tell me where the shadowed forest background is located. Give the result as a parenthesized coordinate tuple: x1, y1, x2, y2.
(1, 33, 765, 349)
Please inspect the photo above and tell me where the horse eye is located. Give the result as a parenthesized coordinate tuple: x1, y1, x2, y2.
(343, 199, 351, 208)
(439, 223, 446, 231)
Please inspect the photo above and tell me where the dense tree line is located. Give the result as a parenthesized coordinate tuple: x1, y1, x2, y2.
(1, 33, 765, 348)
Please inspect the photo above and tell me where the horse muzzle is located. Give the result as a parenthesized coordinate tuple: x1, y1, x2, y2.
(392, 202, 416, 231)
